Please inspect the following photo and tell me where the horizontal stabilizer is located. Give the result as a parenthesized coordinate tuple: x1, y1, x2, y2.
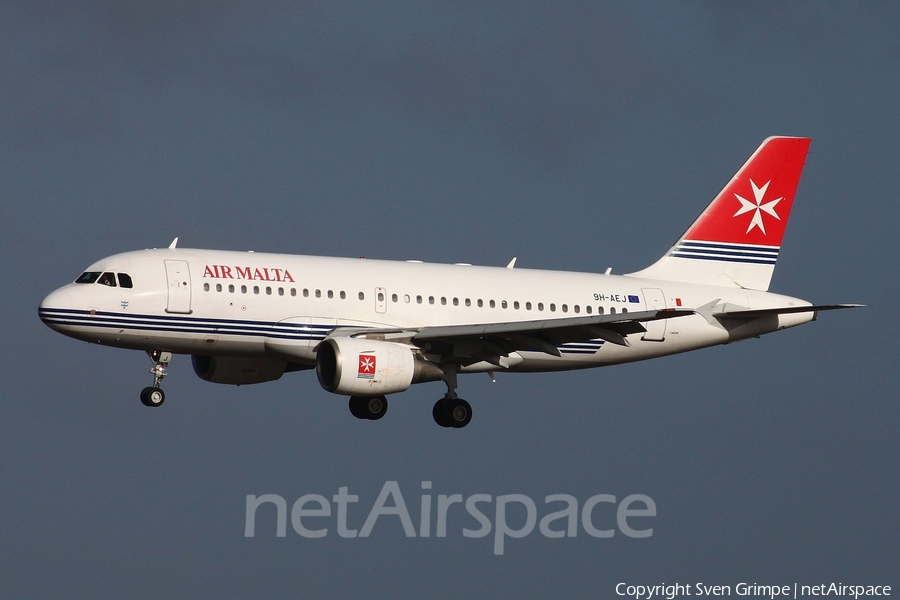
(713, 304, 864, 319)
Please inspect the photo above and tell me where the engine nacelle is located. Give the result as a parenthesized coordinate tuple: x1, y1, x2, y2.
(192, 355, 287, 385)
(316, 337, 439, 396)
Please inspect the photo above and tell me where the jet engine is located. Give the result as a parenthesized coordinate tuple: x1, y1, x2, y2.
(316, 337, 442, 396)
(192, 355, 288, 385)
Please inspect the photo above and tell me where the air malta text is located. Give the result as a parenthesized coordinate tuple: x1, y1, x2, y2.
(203, 265, 296, 283)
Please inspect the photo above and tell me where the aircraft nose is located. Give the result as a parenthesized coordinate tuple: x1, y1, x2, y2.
(39, 287, 73, 328)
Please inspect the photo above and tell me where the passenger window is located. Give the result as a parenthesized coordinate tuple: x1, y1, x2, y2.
(278, 288, 284, 296)
(340, 291, 346, 300)
(241, 285, 247, 294)
(501, 300, 508, 309)
(610, 307, 616, 314)
(290, 288, 296, 297)
(441, 297, 447, 305)
(266, 286, 272, 295)
(538, 303, 544, 311)
(75, 272, 101, 284)
(586, 306, 592, 314)
(359, 292, 365, 300)
(97, 272, 117, 287)
(513, 301, 519, 310)
(477, 299, 483, 308)
(452, 298, 459, 306)
(117, 273, 133, 288)
(203, 283, 210, 291)
(378, 292, 385, 302)
(229, 284, 235, 293)
(303, 289, 310, 297)
(327, 290, 334, 299)
(526, 302, 532, 310)
(574, 305, 580, 314)
(253, 286, 260, 295)
(597, 306, 604, 315)
(465, 298, 471, 307)
(562, 304, 568, 313)
(489, 300, 495, 308)
(404, 294, 411, 303)
(550, 303, 556, 312)
(315, 289, 321, 298)
(417, 295, 423, 304)
(429, 296, 435, 305)
(217, 284, 223, 292)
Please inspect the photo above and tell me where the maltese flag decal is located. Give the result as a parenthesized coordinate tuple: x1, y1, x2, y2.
(358, 354, 376, 379)
(632, 136, 811, 291)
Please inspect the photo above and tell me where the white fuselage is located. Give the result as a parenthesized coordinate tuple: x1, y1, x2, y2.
(39, 247, 814, 374)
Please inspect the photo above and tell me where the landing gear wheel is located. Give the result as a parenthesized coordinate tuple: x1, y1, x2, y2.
(433, 398, 472, 428)
(364, 396, 388, 420)
(433, 399, 451, 428)
(140, 386, 165, 407)
(349, 396, 368, 419)
(349, 396, 388, 420)
(446, 398, 472, 428)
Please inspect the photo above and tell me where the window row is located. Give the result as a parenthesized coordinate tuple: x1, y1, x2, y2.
(201, 284, 629, 314)
(395, 294, 627, 315)
(201, 283, 354, 299)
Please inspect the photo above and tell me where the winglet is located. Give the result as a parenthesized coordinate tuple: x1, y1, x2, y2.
(168, 237, 179, 249)
(506, 257, 517, 269)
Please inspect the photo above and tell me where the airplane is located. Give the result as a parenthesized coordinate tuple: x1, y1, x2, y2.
(39, 136, 860, 428)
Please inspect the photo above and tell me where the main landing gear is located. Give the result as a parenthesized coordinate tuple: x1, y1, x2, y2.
(349, 395, 388, 420)
(432, 397, 472, 428)
(432, 368, 472, 428)
(140, 350, 171, 407)
(345, 367, 473, 428)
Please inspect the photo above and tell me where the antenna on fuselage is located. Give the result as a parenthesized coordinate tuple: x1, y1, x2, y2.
(168, 237, 179, 249)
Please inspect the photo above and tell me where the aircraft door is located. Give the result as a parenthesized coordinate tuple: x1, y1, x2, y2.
(374, 287, 387, 314)
(164, 260, 192, 314)
(641, 287, 666, 341)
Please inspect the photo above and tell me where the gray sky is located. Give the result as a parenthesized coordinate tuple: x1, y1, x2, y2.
(1, 2, 896, 598)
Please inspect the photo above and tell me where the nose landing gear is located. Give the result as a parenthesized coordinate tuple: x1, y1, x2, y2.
(140, 350, 171, 407)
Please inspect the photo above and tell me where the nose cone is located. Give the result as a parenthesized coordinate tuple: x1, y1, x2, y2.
(39, 287, 73, 330)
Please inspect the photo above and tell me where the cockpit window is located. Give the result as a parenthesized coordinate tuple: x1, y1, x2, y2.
(97, 272, 117, 287)
(75, 272, 101, 284)
(117, 273, 133, 288)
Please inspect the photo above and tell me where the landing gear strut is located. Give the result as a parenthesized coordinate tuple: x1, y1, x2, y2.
(140, 350, 171, 407)
(432, 368, 472, 428)
(349, 395, 388, 420)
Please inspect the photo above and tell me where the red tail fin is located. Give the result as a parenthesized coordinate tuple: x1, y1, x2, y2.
(628, 137, 811, 291)
(683, 136, 810, 247)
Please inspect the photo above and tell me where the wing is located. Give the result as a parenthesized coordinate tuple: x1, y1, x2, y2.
(328, 309, 694, 368)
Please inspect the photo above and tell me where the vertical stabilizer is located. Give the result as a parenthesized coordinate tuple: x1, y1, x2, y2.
(627, 136, 811, 291)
